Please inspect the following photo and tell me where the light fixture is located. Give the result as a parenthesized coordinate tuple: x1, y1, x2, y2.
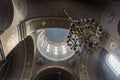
(64, 10, 106, 54)
(67, 18, 105, 53)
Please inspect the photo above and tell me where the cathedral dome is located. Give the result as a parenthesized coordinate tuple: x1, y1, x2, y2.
(37, 28, 75, 61)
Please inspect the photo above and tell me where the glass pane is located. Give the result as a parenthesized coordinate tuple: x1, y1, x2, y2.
(107, 54, 120, 76)
(54, 46, 58, 55)
(62, 45, 66, 54)
(46, 44, 50, 52)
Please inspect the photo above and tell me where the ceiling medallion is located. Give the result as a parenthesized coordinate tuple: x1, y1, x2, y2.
(64, 10, 106, 55)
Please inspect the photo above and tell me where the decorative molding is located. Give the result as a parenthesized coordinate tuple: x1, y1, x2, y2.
(0, 17, 71, 62)
(79, 54, 88, 80)
(0, 27, 19, 57)
(104, 35, 120, 54)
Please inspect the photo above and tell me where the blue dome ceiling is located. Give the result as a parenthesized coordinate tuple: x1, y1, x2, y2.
(45, 28, 69, 42)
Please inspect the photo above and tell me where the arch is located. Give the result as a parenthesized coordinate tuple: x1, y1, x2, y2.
(32, 66, 79, 80)
(1, 36, 34, 80)
(21, 36, 34, 79)
(0, 17, 72, 60)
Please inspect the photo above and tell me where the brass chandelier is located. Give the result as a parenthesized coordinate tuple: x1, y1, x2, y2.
(65, 10, 106, 54)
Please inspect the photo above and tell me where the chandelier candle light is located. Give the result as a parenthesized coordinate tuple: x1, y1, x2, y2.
(64, 10, 106, 54)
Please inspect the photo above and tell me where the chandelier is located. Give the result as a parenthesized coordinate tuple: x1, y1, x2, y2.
(64, 10, 106, 54)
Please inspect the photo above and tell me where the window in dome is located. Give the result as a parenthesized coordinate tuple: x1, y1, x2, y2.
(46, 44, 50, 52)
(106, 54, 120, 76)
(62, 45, 66, 54)
(54, 46, 58, 55)
(41, 38, 45, 46)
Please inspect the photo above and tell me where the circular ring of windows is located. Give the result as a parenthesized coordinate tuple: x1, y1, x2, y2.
(37, 28, 75, 61)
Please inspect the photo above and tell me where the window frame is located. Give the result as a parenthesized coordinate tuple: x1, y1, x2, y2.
(106, 54, 120, 76)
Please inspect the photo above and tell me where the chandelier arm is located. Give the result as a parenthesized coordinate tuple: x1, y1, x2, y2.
(67, 18, 106, 56)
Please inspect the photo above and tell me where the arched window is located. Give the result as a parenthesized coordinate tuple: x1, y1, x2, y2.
(62, 45, 66, 54)
(46, 44, 50, 52)
(54, 46, 58, 55)
(106, 54, 120, 76)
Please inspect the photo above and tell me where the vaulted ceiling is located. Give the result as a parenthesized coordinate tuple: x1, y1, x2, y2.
(0, 0, 117, 35)
(0, 1, 120, 80)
